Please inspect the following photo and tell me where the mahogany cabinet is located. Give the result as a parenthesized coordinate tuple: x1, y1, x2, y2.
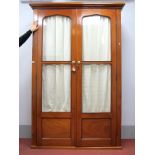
(30, 1, 125, 148)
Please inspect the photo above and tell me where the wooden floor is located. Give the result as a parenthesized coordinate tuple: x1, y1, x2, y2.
(20, 139, 135, 155)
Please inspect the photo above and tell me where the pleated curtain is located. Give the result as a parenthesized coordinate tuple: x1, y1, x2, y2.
(42, 15, 111, 113)
(42, 16, 71, 112)
(82, 15, 111, 61)
(82, 16, 111, 112)
(82, 65, 111, 112)
(43, 16, 71, 61)
(42, 65, 70, 112)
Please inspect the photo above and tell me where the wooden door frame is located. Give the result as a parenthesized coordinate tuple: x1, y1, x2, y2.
(76, 9, 117, 146)
(32, 9, 77, 146)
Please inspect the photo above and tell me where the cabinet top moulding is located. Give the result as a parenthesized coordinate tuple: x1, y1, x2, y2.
(29, 1, 125, 9)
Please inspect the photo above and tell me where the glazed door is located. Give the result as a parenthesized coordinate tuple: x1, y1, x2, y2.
(36, 10, 77, 146)
(76, 9, 117, 147)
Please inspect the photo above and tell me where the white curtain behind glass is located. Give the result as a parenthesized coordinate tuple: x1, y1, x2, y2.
(43, 16, 71, 61)
(82, 15, 111, 61)
(42, 15, 71, 112)
(82, 15, 111, 113)
(42, 65, 71, 112)
(82, 65, 111, 112)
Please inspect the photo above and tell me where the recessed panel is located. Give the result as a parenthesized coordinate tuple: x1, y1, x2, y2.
(42, 119, 71, 138)
(82, 119, 111, 138)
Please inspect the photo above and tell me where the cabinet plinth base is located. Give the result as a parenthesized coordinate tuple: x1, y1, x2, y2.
(31, 145, 122, 149)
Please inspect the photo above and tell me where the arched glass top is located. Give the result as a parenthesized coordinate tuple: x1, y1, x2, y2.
(43, 15, 71, 61)
(82, 15, 111, 61)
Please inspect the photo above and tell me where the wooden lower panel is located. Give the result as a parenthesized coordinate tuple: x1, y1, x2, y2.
(42, 119, 71, 138)
(82, 119, 111, 138)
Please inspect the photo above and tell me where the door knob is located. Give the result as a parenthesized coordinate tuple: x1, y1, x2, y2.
(77, 61, 81, 64)
(72, 66, 76, 72)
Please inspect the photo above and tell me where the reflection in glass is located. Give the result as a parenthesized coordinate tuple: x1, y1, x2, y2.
(43, 16, 71, 61)
(42, 65, 71, 112)
(82, 65, 111, 113)
(83, 15, 111, 61)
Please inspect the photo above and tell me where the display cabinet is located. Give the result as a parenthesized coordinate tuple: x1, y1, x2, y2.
(30, 1, 125, 148)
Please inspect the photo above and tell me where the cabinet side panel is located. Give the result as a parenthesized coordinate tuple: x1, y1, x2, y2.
(31, 9, 38, 146)
(32, 63, 37, 146)
(116, 9, 122, 146)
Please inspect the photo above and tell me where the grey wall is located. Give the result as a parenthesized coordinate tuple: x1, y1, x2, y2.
(19, 0, 135, 138)
(122, 1, 135, 127)
(19, 2, 33, 125)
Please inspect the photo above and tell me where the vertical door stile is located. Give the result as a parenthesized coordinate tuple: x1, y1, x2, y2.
(71, 10, 77, 146)
(36, 12, 43, 146)
(74, 8, 78, 146)
(116, 9, 122, 146)
(32, 9, 38, 147)
(111, 10, 117, 146)
(76, 9, 82, 146)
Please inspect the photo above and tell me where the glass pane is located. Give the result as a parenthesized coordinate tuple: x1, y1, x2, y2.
(82, 65, 111, 113)
(43, 16, 71, 61)
(82, 15, 111, 61)
(42, 64, 71, 112)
